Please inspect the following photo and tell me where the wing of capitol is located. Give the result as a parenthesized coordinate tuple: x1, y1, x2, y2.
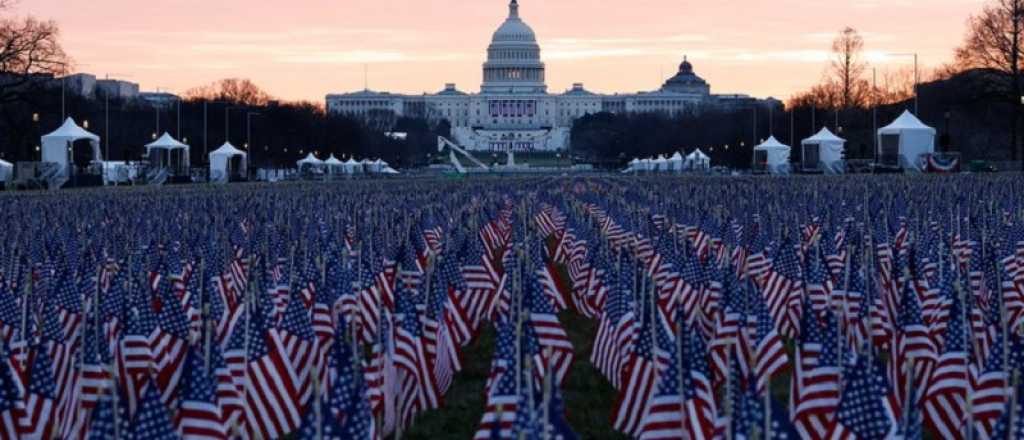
(326, 0, 779, 153)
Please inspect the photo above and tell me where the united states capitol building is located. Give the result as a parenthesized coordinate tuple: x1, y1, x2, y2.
(326, 0, 777, 152)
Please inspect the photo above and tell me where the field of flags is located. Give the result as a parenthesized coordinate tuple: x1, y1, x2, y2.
(0, 174, 1023, 439)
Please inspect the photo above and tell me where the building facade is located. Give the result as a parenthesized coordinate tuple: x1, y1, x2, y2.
(326, 0, 774, 152)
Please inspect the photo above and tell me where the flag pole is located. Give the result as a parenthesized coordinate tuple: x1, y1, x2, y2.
(313, 362, 323, 440)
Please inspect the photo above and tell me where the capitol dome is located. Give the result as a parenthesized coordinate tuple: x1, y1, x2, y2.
(491, 0, 537, 43)
(482, 0, 547, 94)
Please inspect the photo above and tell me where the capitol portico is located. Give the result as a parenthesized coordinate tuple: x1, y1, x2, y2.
(326, 0, 775, 152)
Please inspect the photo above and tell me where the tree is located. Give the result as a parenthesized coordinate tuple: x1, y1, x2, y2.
(877, 67, 917, 105)
(788, 80, 841, 110)
(184, 78, 273, 106)
(830, 27, 868, 109)
(0, 1, 69, 104)
(954, 0, 1024, 165)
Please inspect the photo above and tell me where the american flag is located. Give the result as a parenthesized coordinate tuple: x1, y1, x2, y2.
(987, 375, 1024, 440)
(922, 285, 969, 440)
(278, 288, 316, 408)
(20, 345, 57, 439)
(829, 354, 896, 439)
(460, 232, 503, 330)
(79, 315, 112, 412)
(524, 276, 574, 387)
(125, 383, 178, 440)
(613, 297, 658, 436)
(475, 322, 519, 440)
(393, 280, 440, 428)
(591, 259, 636, 389)
(791, 301, 840, 440)
(153, 282, 190, 408)
(177, 348, 227, 440)
(237, 309, 303, 439)
(760, 239, 801, 338)
(0, 346, 28, 437)
(971, 338, 1009, 439)
(745, 284, 787, 396)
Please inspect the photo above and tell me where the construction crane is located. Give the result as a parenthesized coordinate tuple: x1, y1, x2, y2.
(437, 136, 491, 173)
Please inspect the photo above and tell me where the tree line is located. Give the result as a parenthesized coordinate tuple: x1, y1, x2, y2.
(0, 77, 447, 168)
(786, 0, 1024, 168)
(5, 0, 1024, 170)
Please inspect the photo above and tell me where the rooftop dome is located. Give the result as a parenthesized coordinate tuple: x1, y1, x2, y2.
(679, 56, 693, 74)
(491, 0, 537, 43)
(661, 55, 710, 95)
(481, 0, 546, 94)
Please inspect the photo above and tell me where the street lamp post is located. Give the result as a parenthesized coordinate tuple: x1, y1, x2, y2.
(32, 113, 41, 161)
(224, 106, 246, 145)
(247, 112, 261, 173)
(890, 53, 919, 115)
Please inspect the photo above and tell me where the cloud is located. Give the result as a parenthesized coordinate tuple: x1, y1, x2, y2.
(277, 51, 471, 64)
(542, 34, 710, 60)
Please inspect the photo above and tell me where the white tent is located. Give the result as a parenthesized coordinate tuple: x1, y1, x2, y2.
(208, 142, 247, 183)
(0, 158, 12, 187)
(372, 159, 389, 174)
(753, 136, 791, 175)
(623, 158, 642, 173)
(296, 153, 325, 173)
(363, 158, 381, 173)
(651, 155, 669, 172)
(382, 166, 400, 174)
(324, 155, 344, 174)
(145, 132, 190, 172)
(877, 110, 936, 171)
(685, 149, 711, 171)
(343, 158, 363, 174)
(639, 158, 654, 172)
(41, 117, 102, 178)
(801, 128, 846, 174)
(667, 152, 685, 172)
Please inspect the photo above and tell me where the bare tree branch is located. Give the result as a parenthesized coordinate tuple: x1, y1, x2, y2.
(830, 27, 868, 109)
(0, 14, 68, 103)
(183, 78, 273, 106)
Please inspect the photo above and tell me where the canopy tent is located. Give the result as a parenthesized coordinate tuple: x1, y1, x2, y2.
(208, 142, 247, 183)
(296, 153, 325, 174)
(363, 158, 382, 174)
(651, 155, 669, 172)
(0, 158, 12, 187)
(343, 158, 363, 174)
(41, 117, 102, 178)
(144, 132, 190, 174)
(877, 110, 936, 171)
(324, 155, 345, 174)
(801, 128, 846, 174)
(667, 152, 685, 171)
(752, 136, 792, 175)
(372, 159, 390, 174)
(622, 158, 642, 173)
(685, 149, 711, 171)
(382, 166, 400, 174)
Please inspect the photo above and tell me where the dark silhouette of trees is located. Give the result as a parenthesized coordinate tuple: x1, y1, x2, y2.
(954, 0, 1024, 164)
(0, 0, 68, 104)
(570, 108, 784, 169)
(0, 3, 68, 105)
(0, 82, 447, 169)
(184, 78, 273, 106)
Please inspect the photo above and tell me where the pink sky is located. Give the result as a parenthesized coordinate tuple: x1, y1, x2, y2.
(12, 0, 985, 102)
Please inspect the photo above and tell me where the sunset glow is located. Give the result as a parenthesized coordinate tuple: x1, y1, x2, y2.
(13, 0, 985, 101)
